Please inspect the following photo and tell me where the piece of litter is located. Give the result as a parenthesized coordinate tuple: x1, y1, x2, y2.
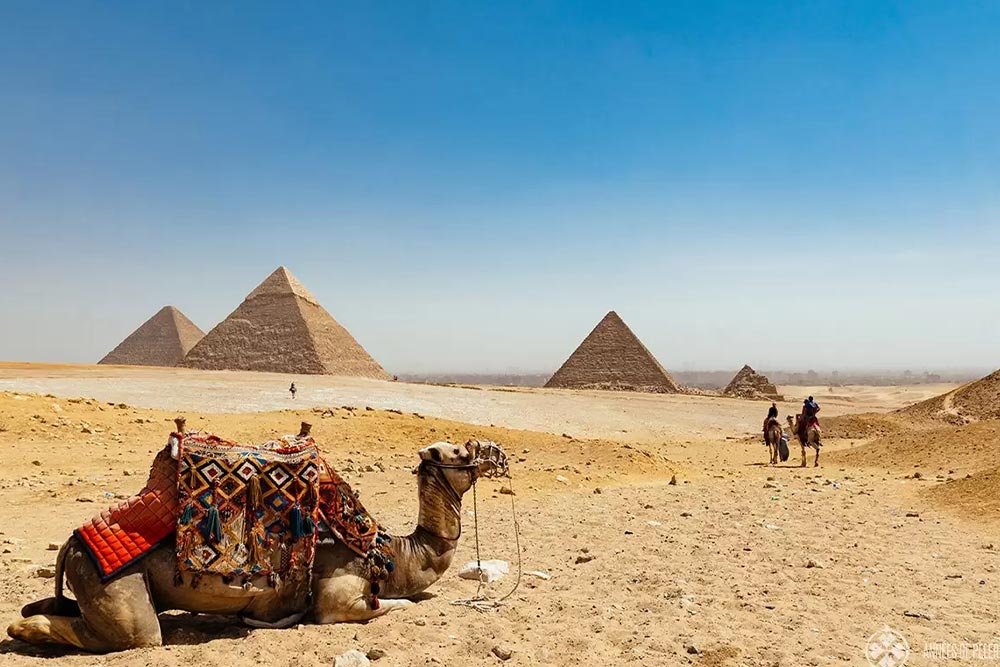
(525, 570, 551, 580)
(458, 559, 509, 583)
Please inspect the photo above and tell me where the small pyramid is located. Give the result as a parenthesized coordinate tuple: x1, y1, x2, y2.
(723, 365, 783, 400)
(545, 311, 679, 393)
(99, 306, 205, 367)
(182, 266, 390, 378)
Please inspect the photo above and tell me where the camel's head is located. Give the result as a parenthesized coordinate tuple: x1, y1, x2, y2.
(417, 440, 508, 496)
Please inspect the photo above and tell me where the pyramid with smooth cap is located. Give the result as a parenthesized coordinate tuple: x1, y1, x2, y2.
(545, 311, 680, 393)
(99, 306, 205, 367)
(182, 266, 390, 378)
(723, 365, 783, 400)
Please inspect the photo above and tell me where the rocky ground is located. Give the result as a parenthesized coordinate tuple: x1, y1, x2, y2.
(0, 368, 996, 666)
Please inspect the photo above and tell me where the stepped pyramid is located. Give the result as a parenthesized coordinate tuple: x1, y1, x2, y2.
(723, 365, 783, 400)
(182, 266, 390, 378)
(99, 306, 205, 367)
(545, 311, 679, 393)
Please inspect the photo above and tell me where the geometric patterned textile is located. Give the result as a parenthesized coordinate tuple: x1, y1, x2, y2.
(175, 433, 322, 585)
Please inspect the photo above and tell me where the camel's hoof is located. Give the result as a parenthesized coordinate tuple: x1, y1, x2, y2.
(8, 616, 51, 644)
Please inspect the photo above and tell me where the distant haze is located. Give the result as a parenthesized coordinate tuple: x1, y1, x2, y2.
(1, 4, 998, 374)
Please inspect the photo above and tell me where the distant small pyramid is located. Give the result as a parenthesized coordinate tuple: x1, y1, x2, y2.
(182, 266, 390, 378)
(545, 311, 679, 393)
(723, 365, 783, 400)
(99, 306, 205, 367)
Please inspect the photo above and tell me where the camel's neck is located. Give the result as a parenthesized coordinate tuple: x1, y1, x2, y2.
(380, 470, 465, 598)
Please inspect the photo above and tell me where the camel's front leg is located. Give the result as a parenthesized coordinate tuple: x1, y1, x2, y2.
(814, 445, 820, 467)
(313, 574, 414, 623)
(800, 444, 807, 468)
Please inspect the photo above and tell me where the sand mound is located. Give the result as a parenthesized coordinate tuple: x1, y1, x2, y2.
(830, 421, 1000, 478)
(821, 412, 913, 440)
(925, 466, 1000, 520)
(722, 365, 782, 401)
(900, 368, 1000, 424)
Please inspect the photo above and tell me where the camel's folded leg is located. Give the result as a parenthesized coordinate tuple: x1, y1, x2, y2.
(8, 614, 109, 651)
(313, 574, 414, 624)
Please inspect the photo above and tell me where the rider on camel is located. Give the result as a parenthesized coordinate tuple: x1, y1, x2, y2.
(802, 396, 820, 425)
(762, 402, 779, 442)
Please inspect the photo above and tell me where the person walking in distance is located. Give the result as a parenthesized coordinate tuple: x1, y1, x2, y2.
(289, 382, 297, 400)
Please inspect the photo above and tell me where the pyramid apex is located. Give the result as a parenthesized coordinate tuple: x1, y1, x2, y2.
(246, 266, 318, 305)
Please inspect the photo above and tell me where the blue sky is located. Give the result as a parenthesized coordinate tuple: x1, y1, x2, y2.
(1, 1, 997, 374)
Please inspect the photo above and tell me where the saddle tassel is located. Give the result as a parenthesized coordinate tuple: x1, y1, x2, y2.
(203, 482, 223, 544)
(290, 503, 305, 539)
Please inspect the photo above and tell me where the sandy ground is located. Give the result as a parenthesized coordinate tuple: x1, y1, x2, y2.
(0, 366, 996, 667)
(0, 363, 956, 443)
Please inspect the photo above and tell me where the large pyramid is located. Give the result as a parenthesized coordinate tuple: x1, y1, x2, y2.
(182, 266, 391, 378)
(99, 306, 205, 367)
(723, 365, 783, 400)
(545, 311, 680, 393)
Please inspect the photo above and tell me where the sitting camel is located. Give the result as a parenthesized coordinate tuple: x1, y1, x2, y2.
(8, 440, 496, 653)
(787, 414, 821, 467)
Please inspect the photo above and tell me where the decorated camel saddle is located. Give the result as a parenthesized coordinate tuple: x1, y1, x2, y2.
(75, 419, 392, 595)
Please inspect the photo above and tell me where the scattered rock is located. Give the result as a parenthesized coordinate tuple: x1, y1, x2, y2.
(555, 475, 569, 484)
(805, 559, 824, 569)
(33, 566, 56, 578)
(491, 645, 513, 661)
(334, 649, 371, 667)
(76, 497, 94, 503)
(593, 487, 602, 494)
(458, 560, 509, 582)
(906, 512, 920, 518)
(47, 543, 60, 551)
(685, 643, 701, 655)
(575, 555, 595, 565)
(668, 474, 677, 486)
(903, 609, 934, 621)
(365, 648, 386, 661)
(499, 486, 515, 496)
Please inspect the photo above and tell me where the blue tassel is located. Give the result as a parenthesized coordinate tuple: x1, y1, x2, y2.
(179, 503, 194, 525)
(203, 506, 223, 544)
(290, 503, 304, 538)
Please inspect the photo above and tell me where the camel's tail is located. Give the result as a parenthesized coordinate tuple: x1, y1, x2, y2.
(20, 538, 79, 618)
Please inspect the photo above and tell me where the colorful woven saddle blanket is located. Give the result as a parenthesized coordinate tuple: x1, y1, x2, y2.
(75, 431, 391, 590)
(175, 433, 324, 584)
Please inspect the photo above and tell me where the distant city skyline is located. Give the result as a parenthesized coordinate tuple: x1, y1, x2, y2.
(1, 2, 998, 374)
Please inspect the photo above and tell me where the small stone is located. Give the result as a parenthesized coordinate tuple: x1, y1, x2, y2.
(555, 475, 569, 484)
(31, 460, 41, 467)
(905, 512, 920, 518)
(47, 543, 60, 551)
(593, 487, 602, 494)
(805, 559, 824, 569)
(668, 475, 677, 486)
(334, 649, 371, 667)
(413, 619, 426, 626)
(491, 645, 513, 661)
(499, 486, 515, 496)
(366, 648, 386, 661)
(76, 497, 94, 503)
(34, 566, 56, 579)
(685, 643, 701, 655)
(903, 609, 933, 621)
(575, 555, 595, 564)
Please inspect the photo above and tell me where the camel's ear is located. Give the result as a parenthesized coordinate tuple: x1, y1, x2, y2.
(464, 439, 479, 462)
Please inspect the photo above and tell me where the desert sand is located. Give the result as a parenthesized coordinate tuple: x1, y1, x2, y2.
(0, 364, 996, 666)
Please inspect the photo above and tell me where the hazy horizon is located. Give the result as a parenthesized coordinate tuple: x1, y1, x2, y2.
(2, 3, 998, 374)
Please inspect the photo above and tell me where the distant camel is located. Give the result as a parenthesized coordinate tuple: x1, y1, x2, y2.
(787, 415, 821, 467)
(764, 418, 783, 465)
